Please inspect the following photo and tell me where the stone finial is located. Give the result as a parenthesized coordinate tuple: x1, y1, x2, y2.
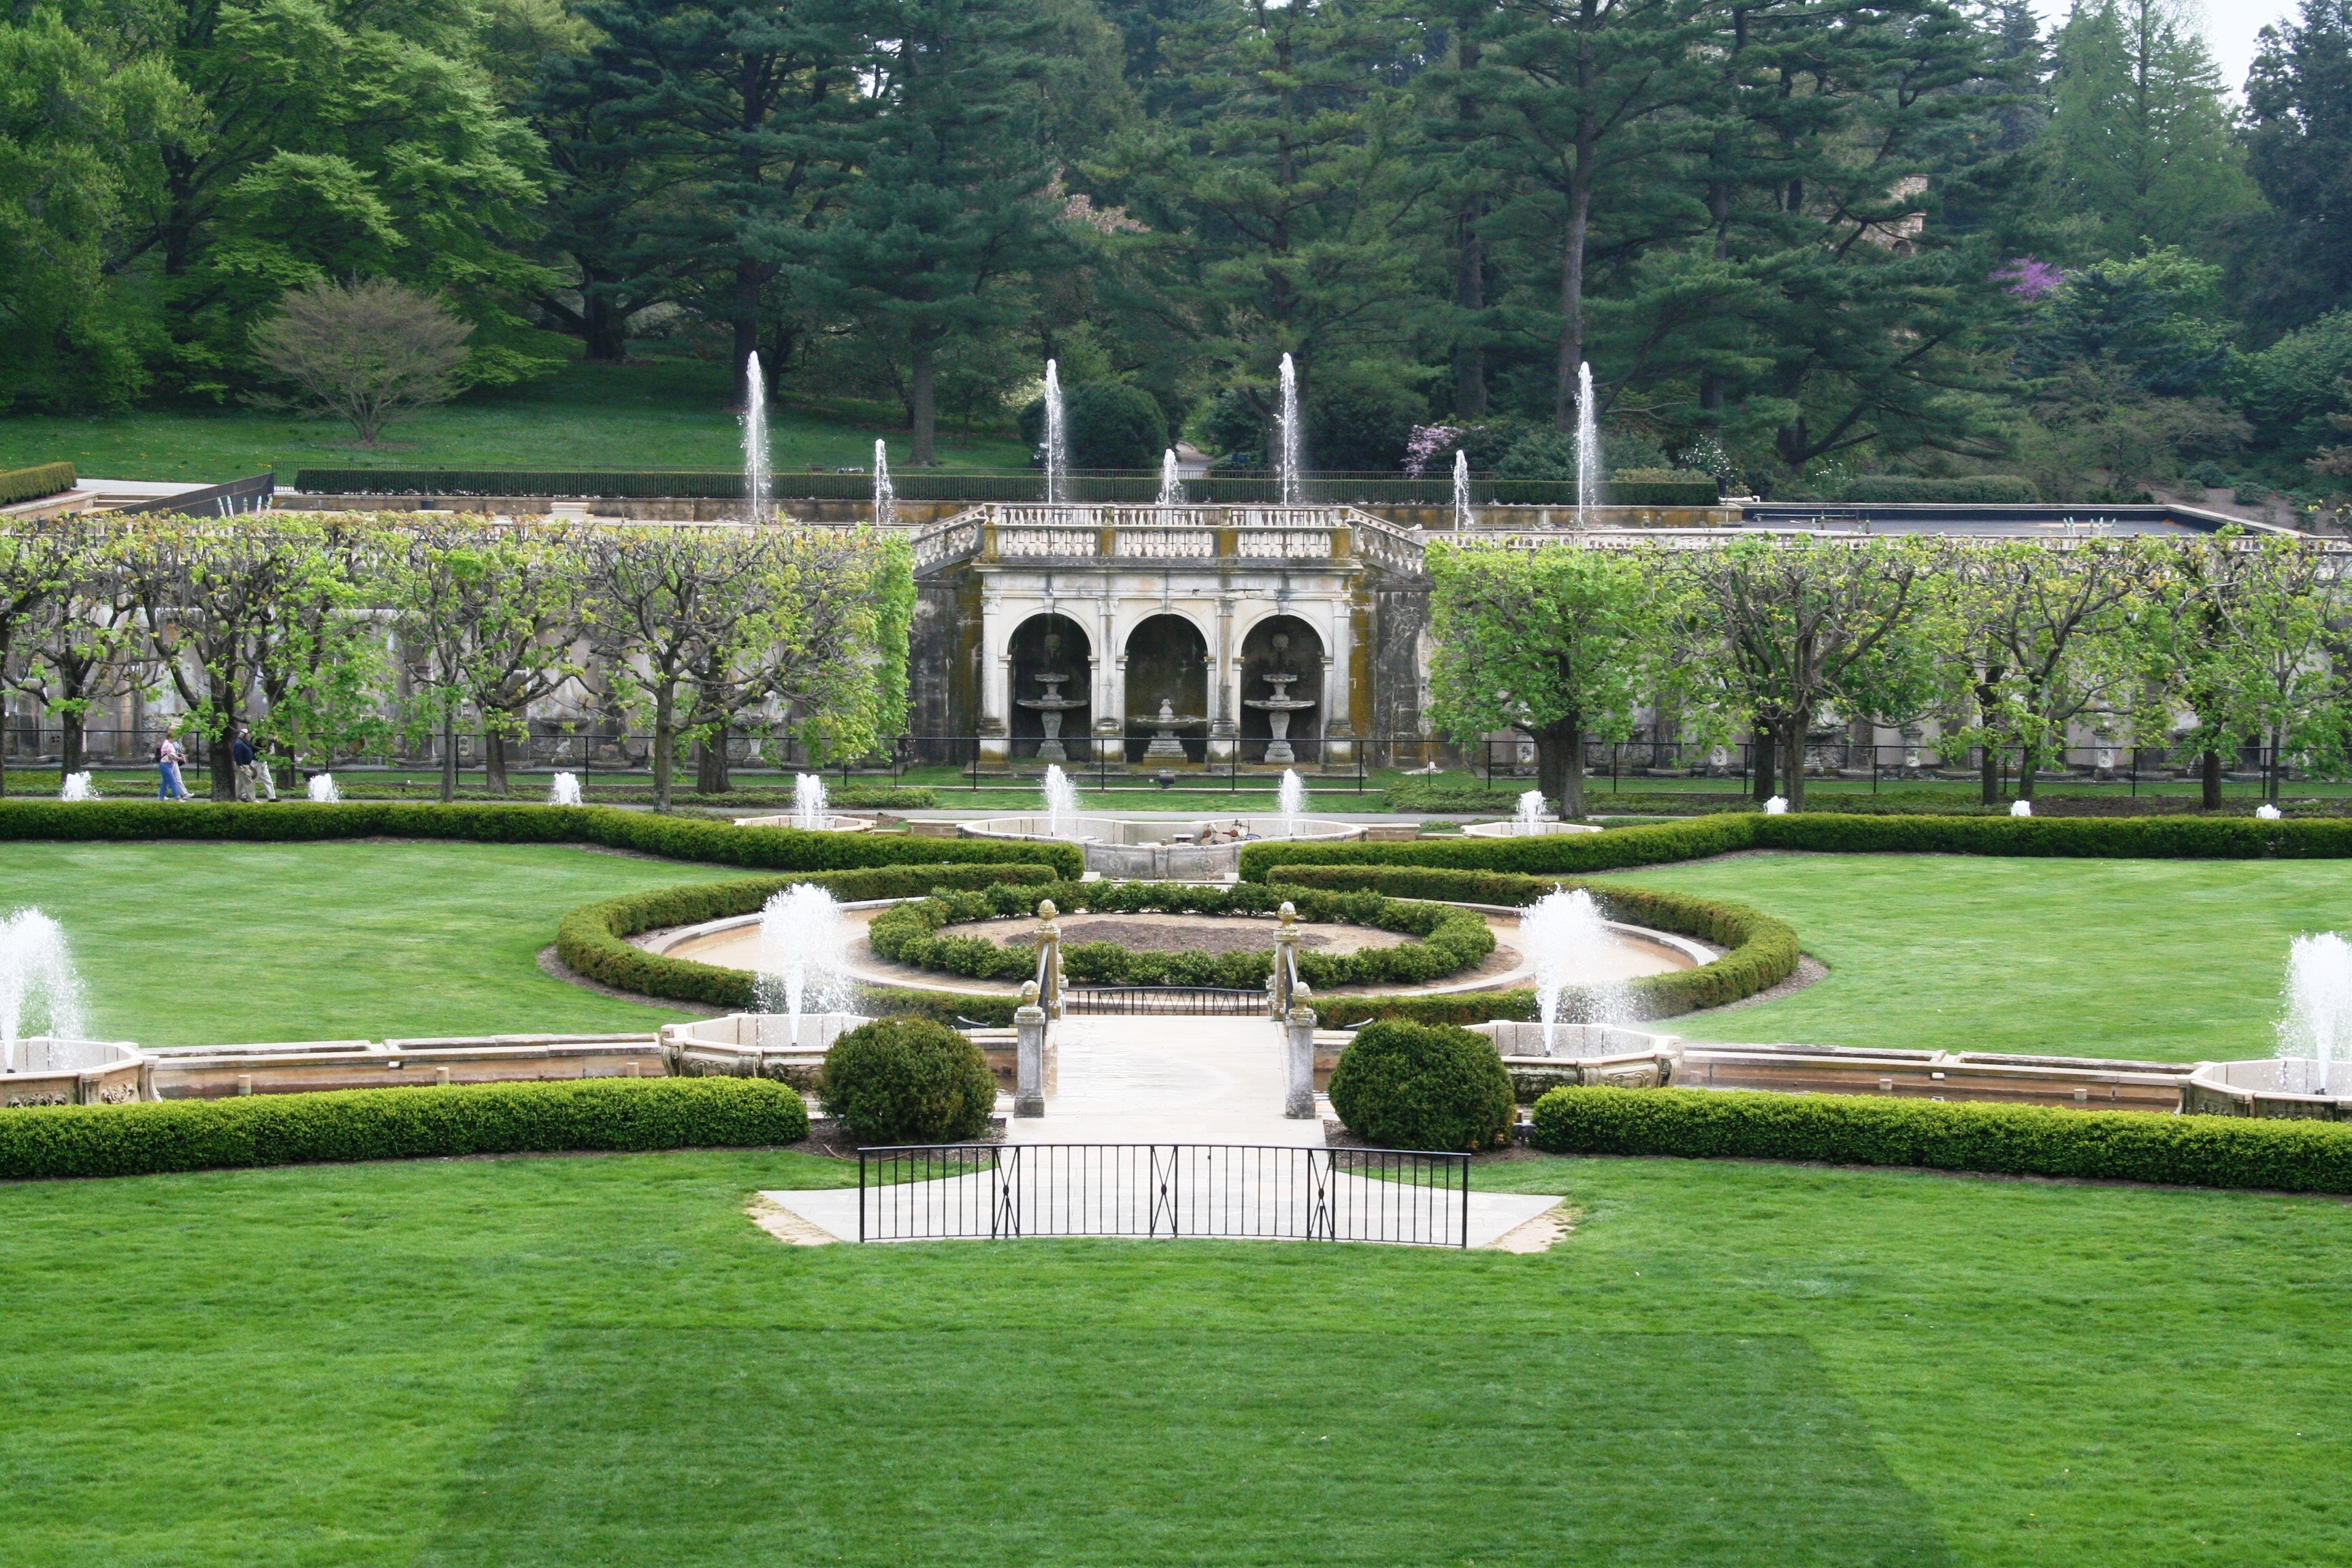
(1038, 898, 1058, 921)
(1294, 980, 1311, 998)
(1278, 900, 1297, 928)
(1019, 979, 1040, 1004)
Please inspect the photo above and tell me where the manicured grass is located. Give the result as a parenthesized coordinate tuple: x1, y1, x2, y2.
(1, 1149, 2346, 1565)
(0, 840, 755, 1044)
(0, 356, 1028, 484)
(1598, 851, 2352, 1061)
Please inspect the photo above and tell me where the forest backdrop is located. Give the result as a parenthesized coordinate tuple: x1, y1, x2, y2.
(5, 0, 2352, 509)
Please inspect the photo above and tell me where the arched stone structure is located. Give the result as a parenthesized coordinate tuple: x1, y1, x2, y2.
(1007, 613, 1094, 762)
(1124, 613, 1209, 764)
(1237, 614, 1325, 764)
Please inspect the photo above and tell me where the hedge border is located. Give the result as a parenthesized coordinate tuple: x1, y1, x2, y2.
(0, 1077, 808, 1182)
(557, 862, 1066, 1009)
(1528, 1085, 2352, 1194)
(0, 461, 76, 506)
(1239, 810, 2352, 881)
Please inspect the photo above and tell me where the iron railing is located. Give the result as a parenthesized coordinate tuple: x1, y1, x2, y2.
(856, 1143, 1473, 1246)
(1062, 986, 1269, 1016)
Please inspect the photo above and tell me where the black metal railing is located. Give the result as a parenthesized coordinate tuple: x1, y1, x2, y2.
(1063, 986, 1269, 1016)
(856, 1143, 1473, 1246)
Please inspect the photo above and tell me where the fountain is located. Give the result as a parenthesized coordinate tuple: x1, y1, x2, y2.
(794, 772, 830, 832)
(1042, 764, 1079, 840)
(1574, 360, 1600, 527)
(1243, 632, 1316, 765)
(742, 350, 770, 524)
(1762, 795, 1787, 815)
(548, 771, 583, 806)
(1453, 448, 1471, 529)
(59, 772, 94, 802)
(1520, 889, 1631, 1055)
(0, 909, 83, 1074)
(1158, 448, 1183, 506)
(1140, 697, 1201, 762)
(1016, 630, 1088, 763)
(2010, 799, 2033, 817)
(872, 439, 896, 527)
(1462, 787, 1602, 838)
(1276, 353, 1303, 505)
(1278, 768, 1305, 838)
(1042, 359, 1068, 504)
(754, 883, 851, 1047)
(308, 774, 341, 804)
(2258, 803, 2283, 820)
(2278, 933, 2352, 1096)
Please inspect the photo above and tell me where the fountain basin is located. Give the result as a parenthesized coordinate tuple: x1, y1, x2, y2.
(958, 815, 1362, 877)
(732, 813, 875, 832)
(1467, 1021, 1684, 1098)
(1460, 820, 1604, 838)
(662, 1012, 1024, 1094)
(2, 1036, 150, 1106)
(2183, 1058, 2352, 1119)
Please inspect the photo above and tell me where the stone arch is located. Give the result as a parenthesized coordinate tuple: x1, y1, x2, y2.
(1237, 613, 1326, 765)
(1008, 613, 1093, 763)
(1124, 612, 1209, 764)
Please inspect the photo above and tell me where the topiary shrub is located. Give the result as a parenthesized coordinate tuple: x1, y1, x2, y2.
(819, 1017, 997, 1145)
(1326, 1019, 1514, 1152)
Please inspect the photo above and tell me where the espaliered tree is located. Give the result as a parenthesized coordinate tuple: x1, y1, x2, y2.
(1426, 540, 1664, 816)
(6, 524, 152, 783)
(1678, 534, 1942, 811)
(0, 523, 82, 796)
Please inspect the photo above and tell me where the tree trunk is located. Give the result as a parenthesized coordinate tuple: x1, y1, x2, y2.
(60, 711, 84, 777)
(2270, 727, 2283, 804)
(583, 285, 630, 363)
(910, 336, 938, 466)
(1454, 219, 1486, 419)
(731, 260, 761, 392)
(1750, 725, 1775, 802)
(484, 726, 509, 796)
(440, 706, 458, 803)
(210, 724, 238, 800)
(1777, 715, 1810, 812)
(1980, 742, 2001, 805)
(696, 736, 731, 795)
(1554, 186, 1591, 434)
(1535, 714, 1586, 819)
(2201, 747, 2223, 810)
(653, 687, 676, 813)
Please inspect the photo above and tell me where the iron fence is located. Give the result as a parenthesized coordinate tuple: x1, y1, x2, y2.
(855, 1143, 1473, 1246)
(1063, 986, 1269, 1016)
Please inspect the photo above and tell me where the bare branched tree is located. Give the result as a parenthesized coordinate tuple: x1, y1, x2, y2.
(249, 278, 473, 446)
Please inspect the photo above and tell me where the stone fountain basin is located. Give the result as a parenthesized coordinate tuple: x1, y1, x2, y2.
(2183, 1058, 2352, 1119)
(2, 1036, 150, 1107)
(663, 1011, 1022, 1093)
(733, 813, 874, 832)
(958, 815, 1362, 877)
(1460, 820, 1604, 837)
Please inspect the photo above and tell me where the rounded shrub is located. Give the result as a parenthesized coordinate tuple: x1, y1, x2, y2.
(818, 1017, 998, 1145)
(1326, 1019, 1514, 1152)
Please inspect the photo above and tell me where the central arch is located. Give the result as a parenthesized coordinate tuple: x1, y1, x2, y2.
(1238, 614, 1326, 766)
(1009, 613, 1094, 762)
(1124, 613, 1209, 764)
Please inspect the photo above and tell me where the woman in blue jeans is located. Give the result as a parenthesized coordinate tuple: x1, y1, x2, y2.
(155, 734, 190, 800)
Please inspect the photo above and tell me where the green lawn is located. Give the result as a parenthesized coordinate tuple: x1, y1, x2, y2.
(0, 840, 753, 1045)
(2, 1148, 2346, 1565)
(1599, 852, 2352, 1062)
(0, 356, 1028, 484)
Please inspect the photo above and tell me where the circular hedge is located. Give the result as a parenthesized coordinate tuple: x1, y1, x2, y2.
(1326, 1019, 1515, 1152)
(818, 1017, 997, 1144)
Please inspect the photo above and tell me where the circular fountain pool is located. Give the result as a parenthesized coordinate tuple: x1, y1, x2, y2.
(957, 815, 1362, 877)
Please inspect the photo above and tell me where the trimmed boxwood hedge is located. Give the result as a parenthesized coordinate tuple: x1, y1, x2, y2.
(865, 879, 1494, 990)
(819, 1017, 997, 1143)
(0, 461, 76, 506)
(0, 1077, 808, 1181)
(0, 800, 1083, 873)
(1239, 810, 2352, 881)
(1327, 1019, 1516, 1152)
(1264, 864, 1798, 1018)
(557, 862, 1064, 1009)
(1528, 1085, 2352, 1194)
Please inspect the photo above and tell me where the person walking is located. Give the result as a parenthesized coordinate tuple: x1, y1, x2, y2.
(246, 728, 278, 800)
(231, 728, 257, 802)
(155, 730, 190, 801)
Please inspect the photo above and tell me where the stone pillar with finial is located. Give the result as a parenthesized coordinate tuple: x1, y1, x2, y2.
(1035, 898, 1064, 1019)
(1015, 978, 1047, 1117)
(1270, 900, 1298, 1019)
(1284, 981, 1318, 1119)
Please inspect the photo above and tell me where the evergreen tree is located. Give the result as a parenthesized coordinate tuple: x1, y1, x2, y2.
(2240, 0, 2352, 332)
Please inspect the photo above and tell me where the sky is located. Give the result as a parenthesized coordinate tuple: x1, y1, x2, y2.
(2031, 0, 2298, 95)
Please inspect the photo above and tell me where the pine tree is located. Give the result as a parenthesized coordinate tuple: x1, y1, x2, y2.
(2240, 0, 2352, 331)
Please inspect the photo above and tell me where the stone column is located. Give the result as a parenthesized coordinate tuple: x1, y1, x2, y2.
(1322, 598, 1356, 770)
(977, 592, 1010, 766)
(1093, 597, 1121, 758)
(1284, 989, 1318, 1120)
(1209, 592, 1238, 765)
(1014, 979, 1047, 1117)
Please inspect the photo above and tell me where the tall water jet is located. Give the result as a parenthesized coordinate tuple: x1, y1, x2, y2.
(1453, 448, 1471, 529)
(872, 438, 895, 527)
(308, 774, 341, 804)
(548, 771, 583, 806)
(754, 883, 850, 1047)
(1276, 353, 1303, 505)
(1521, 887, 1625, 1054)
(1574, 361, 1601, 527)
(1042, 359, 1068, 504)
(1158, 448, 1183, 506)
(1762, 795, 1788, 815)
(2278, 932, 2352, 1095)
(0, 909, 83, 1073)
(1041, 764, 1079, 839)
(2010, 798, 2033, 817)
(742, 350, 770, 523)
(1279, 768, 1305, 838)
(1516, 789, 1548, 829)
(793, 772, 830, 832)
(60, 772, 94, 802)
